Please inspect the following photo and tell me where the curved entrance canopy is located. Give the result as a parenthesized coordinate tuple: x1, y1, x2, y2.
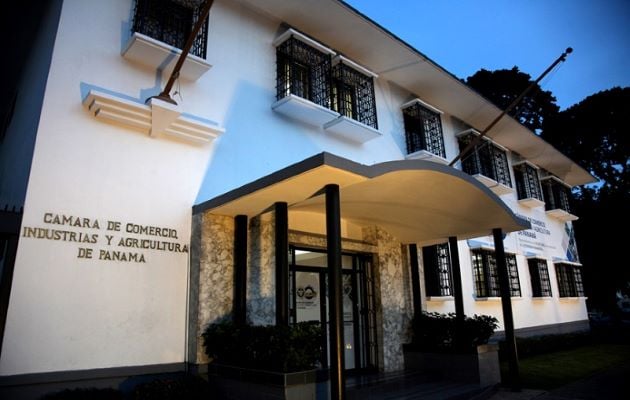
(194, 152, 530, 243)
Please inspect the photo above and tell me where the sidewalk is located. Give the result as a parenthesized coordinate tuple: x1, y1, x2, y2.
(487, 361, 630, 400)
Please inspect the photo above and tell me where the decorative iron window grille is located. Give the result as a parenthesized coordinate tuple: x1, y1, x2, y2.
(528, 258, 552, 297)
(403, 102, 446, 158)
(542, 178, 572, 213)
(331, 62, 378, 129)
(422, 243, 452, 296)
(276, 37, 332, 108)
(132, 0, 209, 59)
(458, 134, 512, 187)
(472, 249, 520, 297)
(514, 163, 543, 201)
(555, 263, 584, 297)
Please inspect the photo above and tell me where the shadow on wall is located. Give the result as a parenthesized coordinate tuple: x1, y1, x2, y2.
(194, 80, 326, 204)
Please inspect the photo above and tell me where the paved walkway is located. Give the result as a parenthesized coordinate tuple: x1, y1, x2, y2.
(488, 361, 630, 400)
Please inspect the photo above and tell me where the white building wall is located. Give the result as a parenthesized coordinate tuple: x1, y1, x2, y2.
(1, 0, 587, 376)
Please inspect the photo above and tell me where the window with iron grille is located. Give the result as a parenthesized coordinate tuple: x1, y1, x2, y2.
(422, 243, 452, 296)
(514, 163, 543, 201)
(276, 37, 332, 109)
(331, 62, 378, 129)
(528, 258, 552, 297)
(402, 102, 445, 158)
(555, 263, 585, 297)
(458, 134, 512, 187)
(471, 249, 520, 297)
(132, 0, 209, 58)
(542, 178, 572, 213)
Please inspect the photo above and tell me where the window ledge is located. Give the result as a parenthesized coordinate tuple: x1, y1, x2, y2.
(531, 297, 553, 301)
(83, 89, 224, 144)
(272, 94, 340, 127)
(518, 197, 545, 208)
(546, 209, 578, 222)
(559, 296, 587, 301)
(474, 296, 522, 301)
(323, 116, 381, 144)
(122, 32, 211, 81)
(406, 150, 448, 165)
(426, 296, 454, 302)
(472, 174, 514, 195)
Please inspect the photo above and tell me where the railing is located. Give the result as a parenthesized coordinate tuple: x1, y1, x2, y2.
(276, 36, 332, 108)
(132, 0, 209, 59)
(514, 163, 543, 201)
(458, 134, 512, 187)
(422, 243, 452, 296)
(331, 63, 378, 129)
(542, 178, 572, 213)
(403, 102, 446, 158)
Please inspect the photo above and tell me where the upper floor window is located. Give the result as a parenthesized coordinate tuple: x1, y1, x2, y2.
(541, 177, 572, 214)
(422, 243, 452, 297)
(402, 100, 445, 158)
(555, 263, 585, 297)
(471, 248, 521, 298)
(132, 0, 209, 58)
(514, 162, 543, 202)
(331, 59, 378, 129)
(458, 132, 512, 189)
(276, 35, 332, 109)
(527, 258, 552, 297)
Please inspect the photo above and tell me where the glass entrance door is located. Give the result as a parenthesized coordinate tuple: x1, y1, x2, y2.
(290, 247, 377, 371)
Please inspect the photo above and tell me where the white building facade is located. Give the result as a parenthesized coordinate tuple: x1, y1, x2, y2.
(0, 0, 593, 393)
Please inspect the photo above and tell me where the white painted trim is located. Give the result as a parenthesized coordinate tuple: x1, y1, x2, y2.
(456, 128, 509, 152)
(540, 175, 572, 189)
(332, 55, 378, 78)
(512, 160, 540, 170)
(401, 98, 444, 115)
(82, 89, 224, 144)
(426, 296, 454, 302)
(272, 28, 336, 55)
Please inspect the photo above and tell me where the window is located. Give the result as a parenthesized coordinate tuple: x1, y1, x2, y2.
(276, 36, 332, 109)
(471, 249, 521, 297)
(541, 177, 572, 213)
(458, 133, 512, 188)
(555, 263, 585, 297)
(528, 258, 552, 297)
(331, 62, 378, 129)
(132, 0, 209, 58)
(402, 101, 445, 158)
(422, 243, 452, 296)
(514, 163, 543, 202)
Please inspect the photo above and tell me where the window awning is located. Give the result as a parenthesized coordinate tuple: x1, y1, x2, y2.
(193, 153, 530, 243)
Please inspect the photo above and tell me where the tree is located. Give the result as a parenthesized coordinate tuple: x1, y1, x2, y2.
(542, 87, 630, 313)
(465, 67, 559, 133)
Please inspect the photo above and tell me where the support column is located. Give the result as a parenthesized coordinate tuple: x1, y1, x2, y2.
(448, 237, 466, 352)
(233, 215, 248, 326)
(326, 184, 345, 400)
(493, 228, 521, 391)
(275, 202, 289, 326)
(409, 244, 422, 320)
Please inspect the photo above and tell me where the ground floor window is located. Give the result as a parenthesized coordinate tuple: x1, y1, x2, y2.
(422, 243, 452, 296)
(471, 248, 521, 297)
(289, 246, 378, 371)
(528, 258, 552, 297)
(555, 263, 585, 297)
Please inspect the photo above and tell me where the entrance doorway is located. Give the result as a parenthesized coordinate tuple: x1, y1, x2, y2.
(289, 247, 378, 371)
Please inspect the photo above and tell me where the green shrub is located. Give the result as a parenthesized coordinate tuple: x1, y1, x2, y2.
(409, 312, 499, 353)
(202, 321, 322, 372)
(40, 388, 123, 400)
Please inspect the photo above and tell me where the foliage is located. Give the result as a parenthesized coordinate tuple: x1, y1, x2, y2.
(130, 375, 212, 400)
(408, 312, 498, 353)
(40, 388, 123, 400)
(465, 67, 559, 133)
(202, 321, 322, 373)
